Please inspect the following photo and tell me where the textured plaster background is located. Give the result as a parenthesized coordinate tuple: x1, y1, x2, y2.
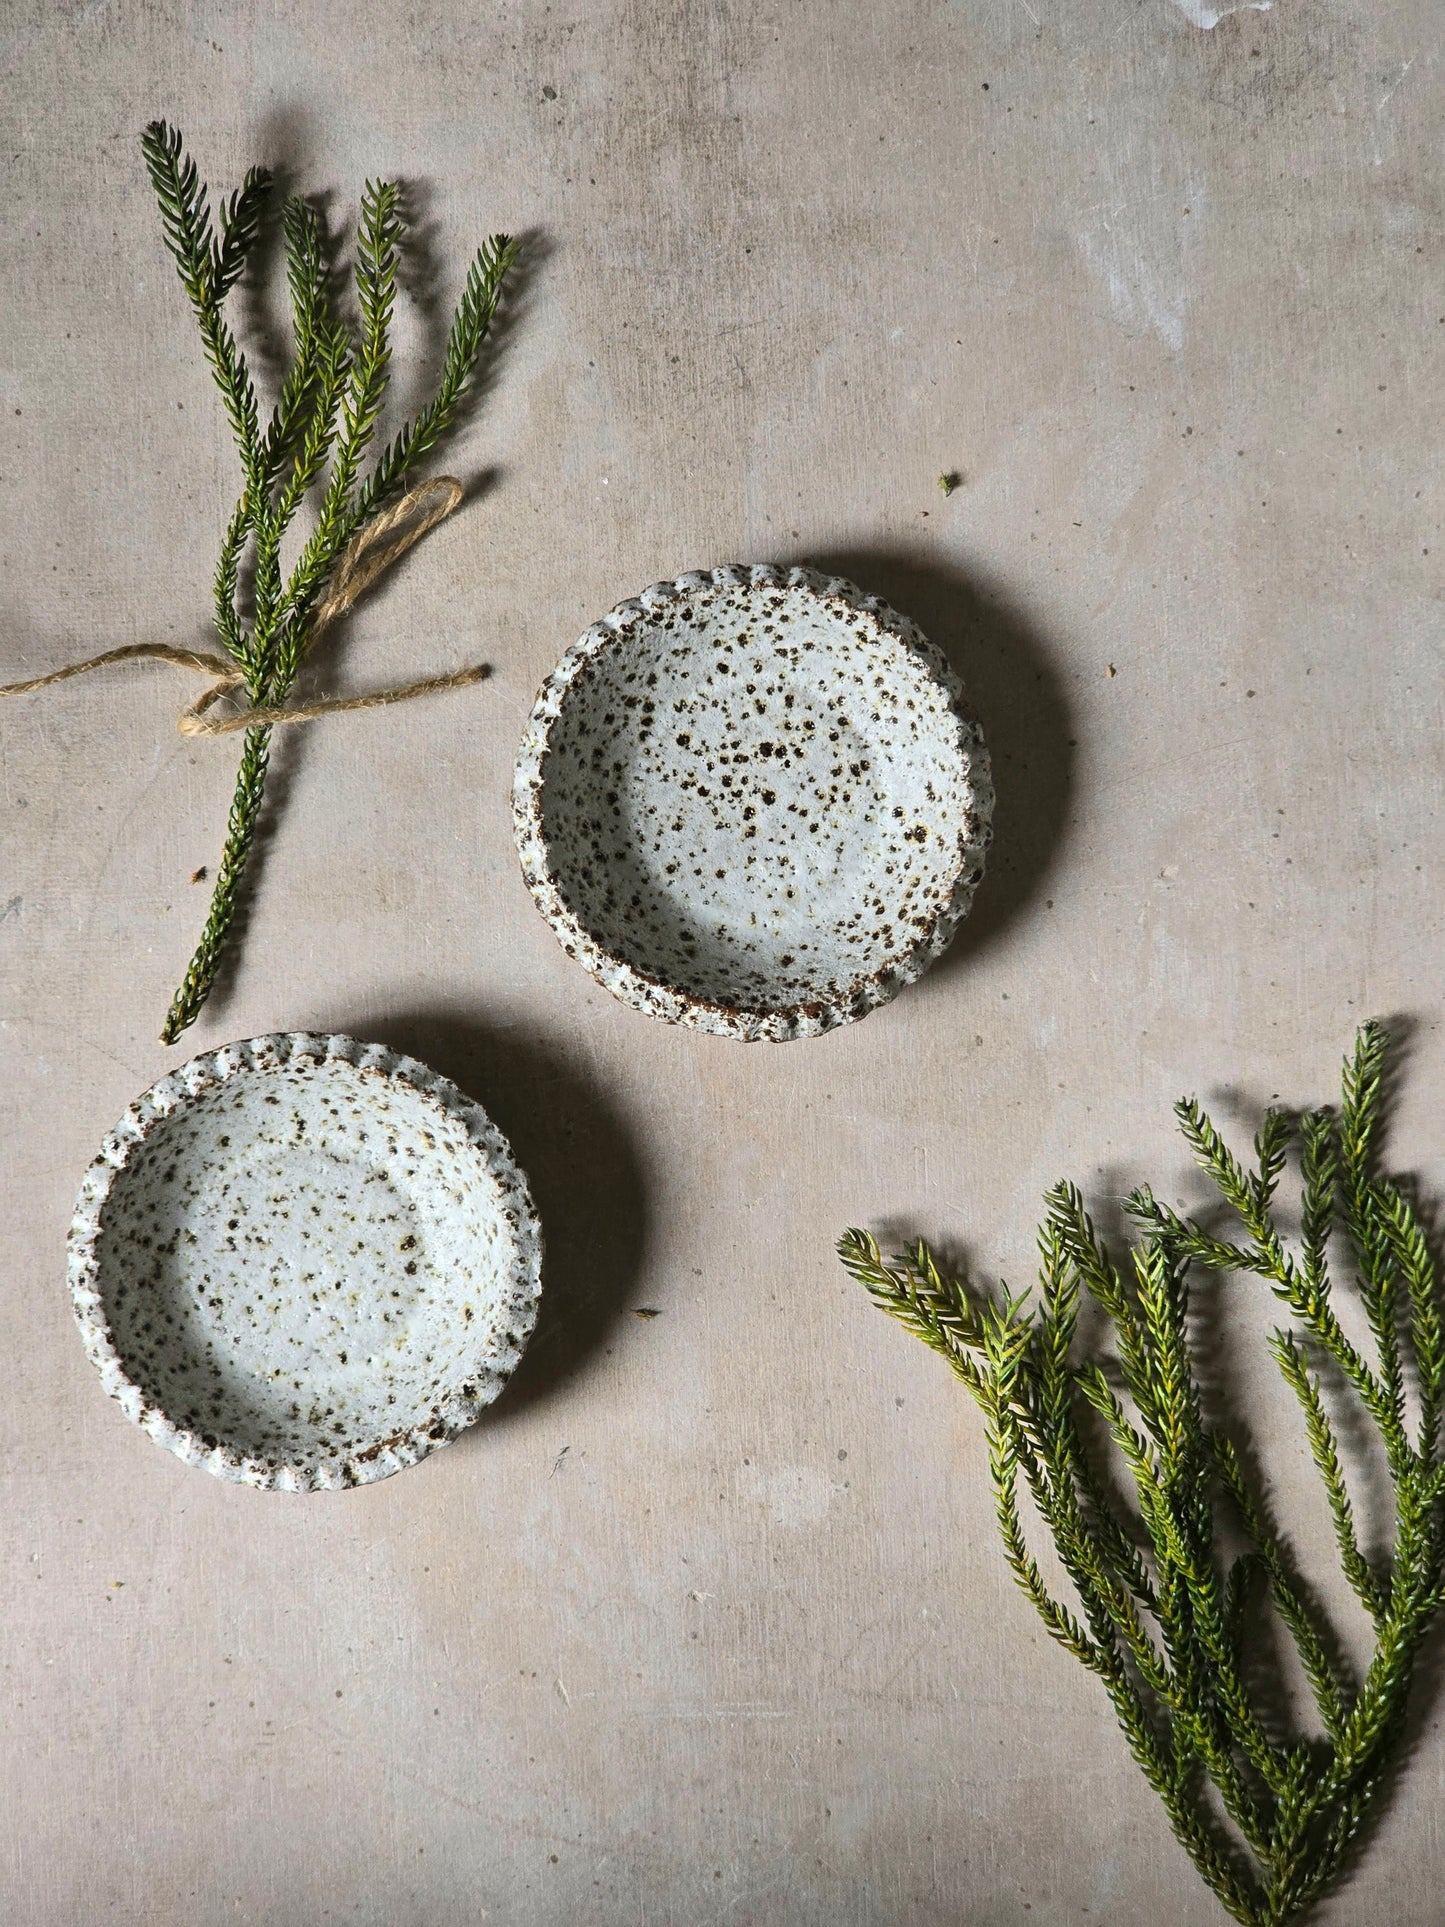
(1, 1, 1442, 1921)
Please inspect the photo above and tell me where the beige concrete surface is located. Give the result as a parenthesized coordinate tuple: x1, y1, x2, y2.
(1, 1, 1442, 1921)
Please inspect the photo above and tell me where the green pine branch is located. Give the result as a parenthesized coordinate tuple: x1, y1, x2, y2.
(140, 121, 516, 1044)
(841, 1022, 1445, 1925)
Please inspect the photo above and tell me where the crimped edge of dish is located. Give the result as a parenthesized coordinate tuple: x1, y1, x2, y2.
(67, 1031, 543, 1491)
(512, 563, 995, 1041)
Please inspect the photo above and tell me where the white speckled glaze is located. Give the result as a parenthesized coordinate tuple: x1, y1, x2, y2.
(67, 1033, 542, 1490)
(513, 565, 994, 1040)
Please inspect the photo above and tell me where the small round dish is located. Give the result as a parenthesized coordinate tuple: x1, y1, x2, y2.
(513, 564, 994, 1040)
(67, 1033, 542, 1490)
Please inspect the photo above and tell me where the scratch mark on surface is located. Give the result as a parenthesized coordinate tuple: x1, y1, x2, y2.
(640, 1702, 789, 1722)
(740, 1461, 834, 1527)
(1076, 156, 1206, 354)
(0, 1013, 149, 1080)
(1168, 0, 1269, 25)
(550, 1444, 570, 1478)
(1377, 58, 1414, 115)
(1077, 219, 1188, 352)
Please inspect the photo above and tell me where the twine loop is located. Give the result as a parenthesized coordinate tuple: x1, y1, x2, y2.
(0, 477, 485, 736)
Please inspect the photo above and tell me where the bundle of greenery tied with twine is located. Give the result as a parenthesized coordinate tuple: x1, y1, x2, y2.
(1, 122, 515, 1044)
(842, 1023, 1445, 1925)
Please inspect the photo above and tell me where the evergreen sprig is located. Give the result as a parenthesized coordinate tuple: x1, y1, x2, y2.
(841, 1023, 1445, 1925)
(141, 121, 517, 1044)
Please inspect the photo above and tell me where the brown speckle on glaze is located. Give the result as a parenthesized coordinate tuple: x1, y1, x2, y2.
(512, 566, 994, 1041)
(66, 1033, 543, 1491)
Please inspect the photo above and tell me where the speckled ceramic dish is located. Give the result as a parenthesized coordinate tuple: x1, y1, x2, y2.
(513, 565, 994, 1040)
(67, 1033, 542, 1490)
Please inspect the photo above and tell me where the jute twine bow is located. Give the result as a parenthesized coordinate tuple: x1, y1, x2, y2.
(0, 476, 484, 736)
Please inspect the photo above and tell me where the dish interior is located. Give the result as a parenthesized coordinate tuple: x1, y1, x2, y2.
(93, 1057, 529, 1464)
(538, 583, 974, 1011)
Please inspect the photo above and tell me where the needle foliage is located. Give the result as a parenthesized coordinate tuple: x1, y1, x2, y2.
(841, 1024, 1445, 1924)
(141, 121, 516, 1044)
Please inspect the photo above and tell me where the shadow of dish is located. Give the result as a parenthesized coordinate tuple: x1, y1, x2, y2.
(356, 1008, 652, 1427)
(798, 545, 1077, 979)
